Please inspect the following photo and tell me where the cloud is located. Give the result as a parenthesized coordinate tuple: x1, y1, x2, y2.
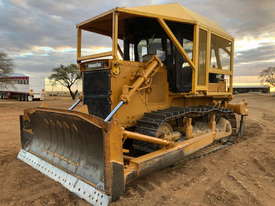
(234, 39, 275, 76)
(183, 0, 275, 38)
(0, 0, 274, 81)
(235, 61, 275, 77)
(236, 44, 275, 64)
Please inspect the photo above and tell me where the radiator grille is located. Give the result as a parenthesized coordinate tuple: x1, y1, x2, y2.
(83, 69, 111, 118)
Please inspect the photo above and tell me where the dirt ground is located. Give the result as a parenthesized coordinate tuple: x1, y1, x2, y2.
(0, 94, 275, 206)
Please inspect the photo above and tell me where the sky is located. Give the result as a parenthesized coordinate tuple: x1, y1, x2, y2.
(1, 0, 275, 83)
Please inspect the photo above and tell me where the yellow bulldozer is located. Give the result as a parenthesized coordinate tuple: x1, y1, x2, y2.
(17, 3, 248, 206)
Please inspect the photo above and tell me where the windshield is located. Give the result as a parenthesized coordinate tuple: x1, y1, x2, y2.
(137, 38, 166, 62)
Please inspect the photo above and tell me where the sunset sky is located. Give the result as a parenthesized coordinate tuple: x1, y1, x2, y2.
(1, 0, 275, 85)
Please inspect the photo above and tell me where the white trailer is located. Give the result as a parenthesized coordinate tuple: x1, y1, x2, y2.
(0, 73, 45, 101)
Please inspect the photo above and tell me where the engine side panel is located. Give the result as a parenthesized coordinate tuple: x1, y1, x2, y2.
(111, 61, 170, 127)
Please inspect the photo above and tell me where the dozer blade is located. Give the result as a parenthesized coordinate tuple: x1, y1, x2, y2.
(17, 108, 124, 206)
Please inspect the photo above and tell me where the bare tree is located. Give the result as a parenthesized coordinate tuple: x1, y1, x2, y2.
(259, 67, 275, 87)
(49, 64, 81, 100)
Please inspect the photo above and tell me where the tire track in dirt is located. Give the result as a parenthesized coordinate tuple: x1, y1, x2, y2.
(1, 94, 275, 206)
(113, 101, 272, 206)
(0, 155, 86, 206)
(218, 101, 275, 206)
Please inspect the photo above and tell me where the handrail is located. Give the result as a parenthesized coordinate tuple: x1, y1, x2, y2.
(209, 68, 232, 75)
(77, 51, 112, 62)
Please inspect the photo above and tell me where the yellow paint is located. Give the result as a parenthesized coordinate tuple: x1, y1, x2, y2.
(22, 4, 251, 199)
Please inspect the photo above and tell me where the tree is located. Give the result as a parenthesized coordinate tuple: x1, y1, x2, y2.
(49, 64, 81, 100)
(259, 67, 275, 87)
(0, 52, 13, 75)
(0, 52, 14, 88)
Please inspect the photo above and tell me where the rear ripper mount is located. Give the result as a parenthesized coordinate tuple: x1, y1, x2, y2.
(18, 3, 248, 206)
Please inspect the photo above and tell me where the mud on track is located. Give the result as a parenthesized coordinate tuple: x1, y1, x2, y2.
(0, 94, 275, 206)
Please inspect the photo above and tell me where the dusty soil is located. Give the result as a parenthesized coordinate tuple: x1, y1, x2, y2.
(0, 94, 275, 206)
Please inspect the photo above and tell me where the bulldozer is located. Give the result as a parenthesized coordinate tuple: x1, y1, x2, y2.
(17, 3, 248, 206)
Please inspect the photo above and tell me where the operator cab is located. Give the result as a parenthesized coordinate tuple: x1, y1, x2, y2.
(77, 4, 234, 97)
(122, 18, 193, 93)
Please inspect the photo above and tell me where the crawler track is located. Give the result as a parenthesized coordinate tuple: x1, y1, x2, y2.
(135, 106, 236, 137)
(131, 106, 237, 153)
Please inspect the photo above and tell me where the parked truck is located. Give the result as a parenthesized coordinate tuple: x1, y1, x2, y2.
(0, 73, 45, 101)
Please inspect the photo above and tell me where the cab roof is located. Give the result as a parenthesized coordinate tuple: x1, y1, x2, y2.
(77, 3, 233, 40)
